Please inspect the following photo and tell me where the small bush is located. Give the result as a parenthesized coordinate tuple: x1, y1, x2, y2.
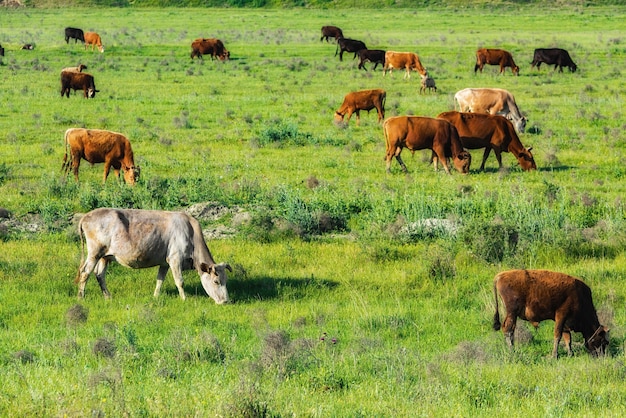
(66, 304, 89, 326)
(461, 220, 519, 263)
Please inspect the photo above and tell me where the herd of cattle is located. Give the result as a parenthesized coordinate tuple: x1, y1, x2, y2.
(19, 22, 605, 358)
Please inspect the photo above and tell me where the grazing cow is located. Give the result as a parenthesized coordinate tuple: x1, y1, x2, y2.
(320, 25, 344, 43)
(383, 51, 427, 79)
(21, 44, 34, 50)
(474, 48, 519, 76)
(419, 73, 437, 94)
(84, 31, 104, 53)
(357, 49, 386, 71)
(334, 89, 386, 126)
(531, 48, 577, 72)
(493, 269, 609, 358)
(62, 64, 88, 73)
(75, 208, 232, 304)
(190, 38, 230, 60)
(437, 111, 536, 171)
(62, 128, 140, 184)
(60, 71, 99, 98)
(0, 44, 4, 57)
(335, 37, 367, 61)
(454, 88, 527, 133)
(65, 27, 85, 44)
(383, 116, 471, 174)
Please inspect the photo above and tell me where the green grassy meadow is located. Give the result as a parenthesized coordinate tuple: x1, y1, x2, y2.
(1, 5, 626, 416)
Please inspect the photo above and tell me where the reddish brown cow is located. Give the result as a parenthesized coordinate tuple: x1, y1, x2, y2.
(383, 116, 471, 174)
(62, 128, 140, 184)
(493, 269, 609, 358)
(84, 32, 104, 53)
(383, 51, 427, 79)
(334, 89, 386, 126)
(437, 111, 535, 171)
(474, 48, 519, 75)
(60, 71, 99, 98)
(190, 38, 230, 60)
(320, 26, 343, 43)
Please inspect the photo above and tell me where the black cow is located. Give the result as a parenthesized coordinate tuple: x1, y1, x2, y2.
(0, 44, 4, 57)
(335, 38, 367, 61)
(320, 26, 343, 43)
(65, 27, 85, 44)
(357, 49, 386, 71)
(531, 48, 577, 72)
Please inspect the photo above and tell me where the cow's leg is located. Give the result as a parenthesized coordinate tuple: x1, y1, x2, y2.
(562, 329, 573, 356)
(493, 149, 504, 169)
(72, 155, 81, 181)
(76, 255, 101, 298)
(502, 314, 517, 348)
(355, 110, 361, 126)
(432, 146, 450, 174)
(403, 67, 410, 79)
(93, 258, 111, 299)
(168, 259, 186, 300)
(479, 147, 492, 171)
(394, 154, 408, 173)
(376, 106, 384, 123)
(153, 265, 170, 297)
(102, 162, 112, 183)
(552, 321, 566, 358)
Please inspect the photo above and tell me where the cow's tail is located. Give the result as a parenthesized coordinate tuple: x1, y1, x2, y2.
(382, 119, 392, 160)
(74, 218, 86, 285)
(493, 276, 502, 331)
(61, 129, 71, 174)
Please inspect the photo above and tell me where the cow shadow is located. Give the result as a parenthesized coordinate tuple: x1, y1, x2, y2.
(174, 274, 339, 303)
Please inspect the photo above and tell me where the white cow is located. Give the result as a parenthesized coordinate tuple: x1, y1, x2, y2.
(454, 88, 527, 133)
(75, 208, 231, 303)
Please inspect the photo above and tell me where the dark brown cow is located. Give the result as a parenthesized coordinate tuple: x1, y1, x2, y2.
(60, 71, 99, 98)
(84, 32, 104, 53)
(474, 48, 519, 76)
(383, 116, 471, 174)
(357, 49, 386, 71)
(320, 25, 343, 43)
(437, 111, 535, 171)
(190, 38, 230, 60)
(334, 89, 386, 126)
(383, 51, 427, 79)
(64, 27, 85, 44)
(531, 48, 577, 73)
(335, 38, 366, 61)
(62, 128, 140, 184)
(493, 269, 609, 358)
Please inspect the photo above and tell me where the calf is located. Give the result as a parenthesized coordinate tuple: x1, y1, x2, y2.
(334, 89, 386, 126)
(357, 49, 386, 71)
(531, 48, 577, 72)
(60, 71, 99, 98)
(76, 208, 231, 303)
(335, 37, 367, 61)
(62, 128, 140, 184)
(419, 74, 437, 94)
(493, 269, 609, 358)
(475, 48, 519, 76)
(320, 25, 343, 43)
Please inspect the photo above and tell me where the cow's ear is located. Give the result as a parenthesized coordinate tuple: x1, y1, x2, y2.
(200, 263, 211, 273)
(527, 147, 533, 152)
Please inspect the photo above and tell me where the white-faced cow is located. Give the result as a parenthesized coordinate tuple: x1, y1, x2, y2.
(383, 51, 427, 79)
(357, 49, 386, 71)
(84, 31, 104, 53)
(334, 89, 386, 126)
(531, 48, 577, 73)
(475, 48, 519, 76)
(493, 269, 609, 358)
(454, 88, 527, 133)
(335, 38, 366, 61)
(383, 116, 471, 175)
(320, 25, 344, 43)
(75, 208, 232, 304)
(62, 128, 140, 184)
(60, 71, 99, 98)
(190, 38, 230, 60)
(65, 27, 85, 44)
(437, 111, 536, 171)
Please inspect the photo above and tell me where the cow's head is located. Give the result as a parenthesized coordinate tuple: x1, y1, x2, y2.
(569, 63, 578, 72)
(219, 49, 230, 61)
(333, 111, 345, 124)
(454, 150, 472, 174)
(517, 147, 536, 171)
(200, 262, 231, 304)
(123, 165, 140, 185)
(87, 87, 100, 98)
(512, 65, 520, 76)
(98, 45, 105, 53)
(586, 326, 610, 356)
(508, 115, 527, 134)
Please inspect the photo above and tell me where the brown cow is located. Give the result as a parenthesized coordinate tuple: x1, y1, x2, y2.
(493, 269, 609, 358)
(437, 111, 535, 171)
(383, 51, 427, 79)
(84, 32, 104, 53)
(383, 116, 471, 174)
(190, 38, 230, 60)
(62, 128, 140, 184)
(334, 89, 386, 126)
(474, 48, 519, 76)
(320, 25, 343, 43)
(454, 88, 527, 133)
(60, 71, 99, 98)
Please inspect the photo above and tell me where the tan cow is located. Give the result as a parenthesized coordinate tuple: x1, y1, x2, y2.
(191, 38, 230, 60)
(437, 111, 535, 171)
(334, 89, 386, 126)
(493, 269, 609, 358)
(474, 48, 518, 75)
(454, 88, 526, 133)
(76, 208, 231, 303)
(62, 128, 140, 184)
(84, 32, 104, 53)
(383, 116, 471, 174)
(62, 64, 88, 73)
(383, 51, 427, 79)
